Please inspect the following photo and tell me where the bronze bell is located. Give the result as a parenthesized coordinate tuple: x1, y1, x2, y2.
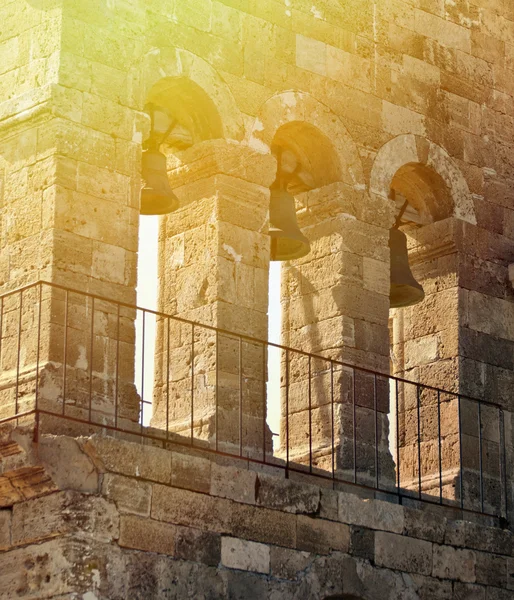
(140, 148, 179, 215)
(389, 228, 425, 308)
(269, 185, 310, 261)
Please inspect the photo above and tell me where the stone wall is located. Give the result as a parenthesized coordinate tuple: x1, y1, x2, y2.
(0, 430, 513, 599)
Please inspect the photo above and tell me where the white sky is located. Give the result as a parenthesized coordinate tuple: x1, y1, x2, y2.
(136, 217, 282, 434)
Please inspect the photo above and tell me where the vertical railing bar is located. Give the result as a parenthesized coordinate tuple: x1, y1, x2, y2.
(374, 373, 379, 490)
(478, 401, 484, 514)
(330, 361, 335, 485)
(62, 290, 69, 416)
(114, 301, 120, 429)
(262, 341, 267, 464)
(140, 310, 146, 436)
(437, 390, 443, 505)
(215, 330, 219, 453)
(396, 379, 400, 496)
(285, 349, 290, 479)
(35, 284, 42, 413)
(239, 336, 243, 458)
(353, 367, 357, 485)
(417, 384, 422, 500)
(88, 297, 95, 424)
(500, 409, 508, 521)
(189, 322, 194, 446)
(458, 394, 464, 510)
(15, 290, 23, 417)
(308, 355, 312, 474)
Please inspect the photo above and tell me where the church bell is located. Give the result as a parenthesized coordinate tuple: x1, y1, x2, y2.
(140, 148, 179, 216)
(269, 185, 310, 261)
(389, 228, 425, 308)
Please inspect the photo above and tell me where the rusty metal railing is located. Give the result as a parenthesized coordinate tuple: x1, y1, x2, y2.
(0, 281, 509, 523)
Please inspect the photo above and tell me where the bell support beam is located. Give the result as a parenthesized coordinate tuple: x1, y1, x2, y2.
(280, 182, 397, 487)
(151, 140, 276, 457)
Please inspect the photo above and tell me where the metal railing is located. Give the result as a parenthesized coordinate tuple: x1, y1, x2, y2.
(0, 281, 509, 522)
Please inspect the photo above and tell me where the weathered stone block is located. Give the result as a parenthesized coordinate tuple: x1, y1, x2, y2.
(221, 537, 270, 574)
(102, 473, 151, 517)
(338, 493, 405, 534)
(432, 544, 476, 582)
(119, 514, 175, 556)
(296, 515, 350, 554)
(172, 452, 212, 494)
(211, 463, 256, 504)
(11, 491, 119, 546)
(0, 510, 10, 551)
(256, 474, 320, 514)
(270, 546, 312, 581)
(82, 436, 172, 484)
(375, 531, 432, 575)
(175, 526, 221, 566)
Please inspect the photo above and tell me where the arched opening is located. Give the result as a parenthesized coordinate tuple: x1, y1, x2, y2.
(387, 162, 460, 503)
(136, 77, 224, 424)
(266, 122, 342, 444)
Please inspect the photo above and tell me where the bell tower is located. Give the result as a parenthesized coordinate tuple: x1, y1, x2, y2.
(1, 1, 513, 598)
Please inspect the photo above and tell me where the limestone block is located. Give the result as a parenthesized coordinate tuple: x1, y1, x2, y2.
(221, 536, 270, 574)
(0, 538, 80, 600)
(256, 474, 320, 514)
(11, 491, 119, 546)
(0, 510, 10, 550)
(296, 35, 327, 76)
(172, 452, 212, 494)
(327, 45, 371, 93)
(432, 545, 476, 583)
(375, 531, 432, 575)
(151, 484, 230, 533)
(38, 435, 99, 494)
(270, 546, 312, 580)
(229, 502, 297, 548)
(82, 436, 172, 484)
(413, 9, 471, 53)
(175, 526, 221, 566)
(474, 551, 508, 588)
(119, 514, 175, 556)
(102, 473, 151, 517)
(453, 582, 486, 600)
(211, 463, 256, 504)
(403, 507, 446, 544)
(349, 526, 375, 561)
(338, 493, 405, 534)
(296, 515, 350, 554)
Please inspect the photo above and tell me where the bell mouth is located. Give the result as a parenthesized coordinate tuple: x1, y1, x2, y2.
(140, 191, 178, 215)
(390, 283, 425, 309)
(270, 233, 310, 262)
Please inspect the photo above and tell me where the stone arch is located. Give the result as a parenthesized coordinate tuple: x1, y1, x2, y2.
(370, 134, 476, 224)
(249, 91, 364, 188)
(140, 47, 245, 142)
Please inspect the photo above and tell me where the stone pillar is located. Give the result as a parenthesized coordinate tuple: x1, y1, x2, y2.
(0, 4, 144, 432)
(281, 183, 396, 488)
(152, 140, 276, 458)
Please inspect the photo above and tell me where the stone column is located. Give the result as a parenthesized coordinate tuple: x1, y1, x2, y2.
(0, 5, 144, 433)
(280, 183, 397, 489)
(152, 140, 276, 458)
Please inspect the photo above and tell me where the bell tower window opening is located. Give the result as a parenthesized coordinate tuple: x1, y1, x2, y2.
(136, 101, 194, 425)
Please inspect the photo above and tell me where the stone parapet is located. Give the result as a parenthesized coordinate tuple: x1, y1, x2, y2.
(0, 430, 512, 598)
